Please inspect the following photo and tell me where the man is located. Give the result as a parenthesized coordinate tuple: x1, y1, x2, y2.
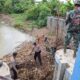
(10, 52, 18, 79)
(64, 0, 80, 57)
(32, 42, 42, 65)
(44, 36, 51, 52)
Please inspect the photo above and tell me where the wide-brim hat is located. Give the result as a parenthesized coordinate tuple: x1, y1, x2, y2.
(74, 1, 80, 6)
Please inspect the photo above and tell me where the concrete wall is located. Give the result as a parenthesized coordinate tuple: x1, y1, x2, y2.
(63, 67, 73, 80)
(47, 16, 67, 38)
(47, 16, 75, 80)
(53, 49, 75, 80)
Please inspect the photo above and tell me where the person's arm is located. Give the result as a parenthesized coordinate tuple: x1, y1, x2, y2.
(65, 12, 71, 25)
(12, 64, 18, 72)
(30, 46, 34, 54)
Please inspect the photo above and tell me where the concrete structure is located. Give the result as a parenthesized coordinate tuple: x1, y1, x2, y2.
(53, 49, 75, 80)
(53, 49, 66, 80)
(71, 46, 80, 80)
(47, 16, 66, 38)
(63, 66, 74, 80)
(63, 58, 75, 80)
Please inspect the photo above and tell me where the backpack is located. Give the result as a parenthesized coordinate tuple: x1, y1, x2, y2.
(71, 11, 80, 26)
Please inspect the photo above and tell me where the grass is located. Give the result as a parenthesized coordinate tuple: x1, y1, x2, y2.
(11, 13, 26, 28)
(10, 13, 39, 31)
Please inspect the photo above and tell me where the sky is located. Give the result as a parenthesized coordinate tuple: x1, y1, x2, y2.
(60, 0, 74, 3)
(36, 0, 74, 3)
(59, 0, 67, 2)
(36, 0, 66, 2)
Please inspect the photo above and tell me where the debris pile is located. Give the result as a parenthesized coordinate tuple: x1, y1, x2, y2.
(3, 41, 54, 80)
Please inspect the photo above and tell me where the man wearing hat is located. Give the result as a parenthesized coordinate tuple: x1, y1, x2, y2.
(64, 0, 80, 57)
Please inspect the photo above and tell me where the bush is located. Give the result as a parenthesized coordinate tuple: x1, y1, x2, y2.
(13, 3, 25, 13)
(4, 0, 13, 13)
(26, 5, 39, 20)
(48, 0, 59, 15)
(0, 0, 74, 28)
(11, 13, 26, 28)
(37, 4, 51, 27)
(59, 4, 67, 17)
(66, 1, 74, 11)
(0, 0, 5, 12)
(26, 3, 51, 27)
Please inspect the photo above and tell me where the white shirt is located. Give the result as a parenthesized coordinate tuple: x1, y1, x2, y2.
(33, 45, 41, 52)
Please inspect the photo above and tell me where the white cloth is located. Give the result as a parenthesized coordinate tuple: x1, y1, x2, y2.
(0, 62, 10, 77)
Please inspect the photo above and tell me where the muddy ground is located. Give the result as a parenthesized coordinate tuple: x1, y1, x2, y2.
(2, 27, 57, 80)
(1, 14, 64, 80)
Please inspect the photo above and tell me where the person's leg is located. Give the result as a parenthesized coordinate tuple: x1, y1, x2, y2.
(50, 47, 56, 57)
(34, 52, 37, 63)
(64, 32, 72, 53)
(11, 68, 18, 79)
(73, 33, 79, 57)
(37, 52, 42, 65)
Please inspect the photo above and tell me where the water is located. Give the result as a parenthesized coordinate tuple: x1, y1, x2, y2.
(0, 23, 35, 58)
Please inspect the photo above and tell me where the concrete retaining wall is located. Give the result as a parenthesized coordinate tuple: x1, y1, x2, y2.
(53, 49, 75, 80)
(47, 16, 67, 38)
(47, 16, 75, 80)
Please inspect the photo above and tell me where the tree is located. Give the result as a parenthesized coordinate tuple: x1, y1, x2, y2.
(66, 1, 74, 11)
(0, 0, 5, 12)
(3, 0, 13, 13)
(47, 0, 60, 15)
(42, 0, 47, 2)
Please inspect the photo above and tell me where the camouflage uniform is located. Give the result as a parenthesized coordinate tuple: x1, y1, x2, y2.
(64, 1, 80, 57)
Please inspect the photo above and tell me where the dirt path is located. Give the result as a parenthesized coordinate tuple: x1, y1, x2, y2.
(0, 14, 12, 25)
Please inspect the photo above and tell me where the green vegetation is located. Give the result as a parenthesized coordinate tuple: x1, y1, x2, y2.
(0, 0, 74, 29)
(11, 13, 26, 28)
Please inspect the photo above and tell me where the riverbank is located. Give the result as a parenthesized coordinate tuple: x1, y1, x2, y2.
(0, 13, 44, 34)
(0, 14, 54, 80)
(0, 14, 64, 80)
(2, 40, 54, 80)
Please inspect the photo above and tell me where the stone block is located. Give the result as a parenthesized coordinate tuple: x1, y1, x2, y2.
(0, 62, 11, 78)
(63, 67, 73, 80)
(53, 49, 74, 80)
(47, 16, 66, 37)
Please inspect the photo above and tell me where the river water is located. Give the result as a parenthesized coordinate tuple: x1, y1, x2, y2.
(0, 23, 35, 58)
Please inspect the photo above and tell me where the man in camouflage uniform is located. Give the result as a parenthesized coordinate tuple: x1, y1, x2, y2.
(64, 1, 80, 57)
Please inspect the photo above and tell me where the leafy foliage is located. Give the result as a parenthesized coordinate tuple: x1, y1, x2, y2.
(26, 5, 39, 20)
(4, 0, 12, 13)
(37, 3, 51, 26)
(0, 0, 74, 28)
(0, 0, 5, 12)
(26, 3, 51, 27)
